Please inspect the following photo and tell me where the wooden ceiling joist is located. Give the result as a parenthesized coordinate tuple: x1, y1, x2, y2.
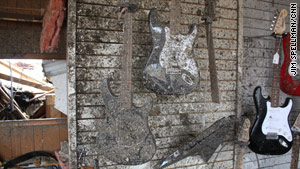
(0, 86, 28, 119)
(0, 12, 42, 23)
(23, 54, 66, 60)
(0, 54, 67, 60)
(0, 72, 53, 91)
(0, 61, 54, 91)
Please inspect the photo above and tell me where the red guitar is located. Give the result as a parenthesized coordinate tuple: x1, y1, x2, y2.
(280, 33, 300, 96)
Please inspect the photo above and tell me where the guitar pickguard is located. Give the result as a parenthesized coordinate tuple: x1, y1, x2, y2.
(262, 101, 293, 142)
(143, 9, 200, 95)
(248, 86, 293, 155)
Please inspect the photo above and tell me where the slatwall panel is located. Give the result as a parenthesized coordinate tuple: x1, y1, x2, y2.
(242, 0, 300, 168)
(74, 0, 239, 168)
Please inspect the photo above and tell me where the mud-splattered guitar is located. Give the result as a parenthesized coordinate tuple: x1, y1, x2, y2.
(96, 4, 156, 165)
(143, 8, 199, 95)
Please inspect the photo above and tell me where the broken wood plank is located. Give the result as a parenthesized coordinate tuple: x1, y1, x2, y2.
(0, 86, 28, 119)
(0, 60, 46, 84)
(0, 72, 53, 91)
(29, 89, 55, 102)
(0, 60, 54, 91)
(32, 103, 46, 118)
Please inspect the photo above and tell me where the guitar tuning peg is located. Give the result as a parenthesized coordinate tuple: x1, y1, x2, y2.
(270, 27, 273, 30)
(272, 20, 275, 23)
(271, 24, 274, 27)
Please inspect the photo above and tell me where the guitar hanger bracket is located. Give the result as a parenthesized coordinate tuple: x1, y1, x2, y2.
(272, 32, 287, 38)
(119, 3, 138, 13)
(117, 3, 137, 24)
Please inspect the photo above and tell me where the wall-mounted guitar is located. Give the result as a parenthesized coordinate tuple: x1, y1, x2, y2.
(280, 32, 300, 96)
(143, 3, 200, 95)
(96, 3, 156, 165)
(248, 9, 293, 155)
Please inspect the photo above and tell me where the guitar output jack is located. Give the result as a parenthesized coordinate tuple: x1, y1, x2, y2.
(182, 74, 193, 85)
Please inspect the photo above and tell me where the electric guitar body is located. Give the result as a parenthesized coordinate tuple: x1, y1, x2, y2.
(248, 9, 293, 155)
(143, 9, 199, 95)
(97, 80, 156, 165)
(280, 33, 300, 96)
(248, 86, 293, 155)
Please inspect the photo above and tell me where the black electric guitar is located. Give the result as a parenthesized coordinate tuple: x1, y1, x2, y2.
(248, 9, 293, 155)
(143, 8, 200, 95)
(96, 4, 156, 165)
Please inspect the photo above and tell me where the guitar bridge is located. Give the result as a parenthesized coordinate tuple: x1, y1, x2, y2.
(266, 132, 278, 140)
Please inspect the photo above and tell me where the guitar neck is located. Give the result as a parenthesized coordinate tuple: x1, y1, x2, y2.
(120, 10, 133, 109)
(170, 0, 181, 35)
(271, 37, 282, 107)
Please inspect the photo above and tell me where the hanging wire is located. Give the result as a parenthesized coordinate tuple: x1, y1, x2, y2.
(13, 62, 25, 98)
(8, 61, 14, 113)
(3, 60, 25, 116)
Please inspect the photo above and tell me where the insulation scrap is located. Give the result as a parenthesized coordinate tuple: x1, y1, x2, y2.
(55, 151, 69, 169)
(40, 0, 65, 53)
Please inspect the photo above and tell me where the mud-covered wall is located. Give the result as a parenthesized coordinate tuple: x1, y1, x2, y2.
(68, 0, 241, 168)
(242, 0, 300, 168)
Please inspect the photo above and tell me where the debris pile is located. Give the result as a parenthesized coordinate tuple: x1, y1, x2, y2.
(0, 60, 65, 120)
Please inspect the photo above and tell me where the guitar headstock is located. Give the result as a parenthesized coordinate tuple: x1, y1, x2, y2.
(202, 0, 217, 23)
(270, 9, 288, 35)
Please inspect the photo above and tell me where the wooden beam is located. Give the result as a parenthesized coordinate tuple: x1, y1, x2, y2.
(23, 54, 66, 60)
(0, 12, 42, 23)
(0, 72, 53, 91)
(0, 53, 66, 60)
(29, 89, 55, 102)
(0, 61, 54, 91)
(0, 61, 52, 85)
(0, 6, 44, 15)
(0, 118, 67, 127)
(0, 86, 28, 119)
